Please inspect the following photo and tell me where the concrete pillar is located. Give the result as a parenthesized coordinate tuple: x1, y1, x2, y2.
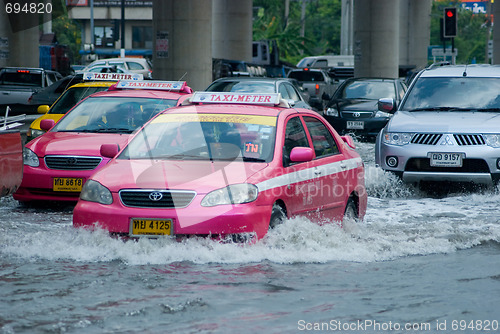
(399, 0, 432, 72)
(212, 0, 252, 62)
(152, 0, 212, 91)
(493, 1, 500, 64)
(0, 12, 39, 68)
(353, 0, 399, 78)
(340, 0, 354, 55)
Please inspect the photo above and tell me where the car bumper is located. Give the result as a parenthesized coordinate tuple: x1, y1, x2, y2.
(13, 165, 102, 202)
(376, 141, 500, 185)
(73, 194, 272, 241)
(324, 116, 389, 137)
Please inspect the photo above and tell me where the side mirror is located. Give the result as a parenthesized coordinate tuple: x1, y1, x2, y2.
(290, 147, 314, 162)
(40, 119, 55, 131)
(37, 105, 50, 114)
(378, 98, 397, 113)
(100, 144, 120, 158)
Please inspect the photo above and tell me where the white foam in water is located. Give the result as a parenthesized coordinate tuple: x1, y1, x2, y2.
(2, 139, 500, 265)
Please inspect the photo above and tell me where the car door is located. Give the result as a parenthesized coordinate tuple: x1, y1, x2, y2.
(281, 115, 321, 216)
(302, 115, 346, 219)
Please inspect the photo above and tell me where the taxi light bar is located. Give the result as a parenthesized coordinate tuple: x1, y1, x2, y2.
(83, 72, 143, 81)
(116, 80, 188, 91)
(190, 92, 281, 105)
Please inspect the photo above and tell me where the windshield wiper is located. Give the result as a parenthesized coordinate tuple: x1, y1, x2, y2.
(242, 157, 267, 162)
(475, 108, 500, 112)
(93, 127, 133, 133)
(409, 107, 474, 112)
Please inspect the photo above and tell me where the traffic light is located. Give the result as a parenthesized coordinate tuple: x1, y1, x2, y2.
(443, 7, 457, 38)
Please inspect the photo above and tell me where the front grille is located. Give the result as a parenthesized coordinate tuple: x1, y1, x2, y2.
(405, 158, 490, 173)
(45, 156, 102, 170)
(341, 111, 373, 119)
(411, 133, 442, 145)
(119, 190, 196, 208)
(454, 134, 485, 146)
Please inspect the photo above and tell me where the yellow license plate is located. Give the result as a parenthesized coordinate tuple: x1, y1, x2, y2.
(131, 218, 173, 236)
(53, 177, 84, 192)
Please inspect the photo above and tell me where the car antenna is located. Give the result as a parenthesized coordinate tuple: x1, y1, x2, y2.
(463, 63, 468, 77)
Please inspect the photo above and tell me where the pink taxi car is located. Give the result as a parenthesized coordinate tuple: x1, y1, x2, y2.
(13, 81, 192, 203)
(73, 92, 367, 242)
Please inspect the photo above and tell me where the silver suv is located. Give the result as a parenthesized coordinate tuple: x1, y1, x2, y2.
(375, 64, 500, 186)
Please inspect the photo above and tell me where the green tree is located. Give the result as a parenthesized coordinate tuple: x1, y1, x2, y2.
(253, 0, 342, 65)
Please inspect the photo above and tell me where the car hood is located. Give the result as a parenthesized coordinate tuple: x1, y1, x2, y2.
(387, 111, 500, 133)
(92, 159, 269, 194)
(332, 99, 377, 112)
(27, 132, 132, 156)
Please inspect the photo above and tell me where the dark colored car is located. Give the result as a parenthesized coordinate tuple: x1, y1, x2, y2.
(205, 77, 313, 110)
(324, 77, 407, 139)
(28, 74, 84, 110)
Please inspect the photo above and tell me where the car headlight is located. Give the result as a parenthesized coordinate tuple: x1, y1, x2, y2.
(382, 132, 412, 146)
(484, 134, 500, 148)
(201, 184, 258, 207)
(375, 110, 392, 118)
(325, 107, 339, 117)
(80, 179, 113, 205)
(23, 147, 39, 167)
(27, 128, 46, 139)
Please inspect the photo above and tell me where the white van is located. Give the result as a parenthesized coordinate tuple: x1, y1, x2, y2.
(297, 55, 354, 68)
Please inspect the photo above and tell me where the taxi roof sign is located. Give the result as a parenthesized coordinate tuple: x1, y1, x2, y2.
(83, 72, 143, 81)
(116, 80, 187, 91)
(191, 92, 281, 105)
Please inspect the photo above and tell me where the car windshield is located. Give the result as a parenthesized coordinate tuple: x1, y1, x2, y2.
(207, 81, 275, 93)
(119, 113, 277, 162)
(48, 86, 109, 115)
(341, 80, 395, 99)
(52, 96, 177, 134)
(402, 77, 500, 111)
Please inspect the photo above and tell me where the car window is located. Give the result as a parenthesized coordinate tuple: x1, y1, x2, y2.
(288, 71, 325, 82)
(54, 78, 74, 94)
(303, 116, 339, 158)
(342, 81, 396, 99)
(284, 83, 300, 102)
(401, 77, 500, 110)
(48, 86, 109, 115)
(46, 73, 58, 86)
(314, 59, 328, 67)
(283, 116, 309, 167)
(398, 82, 406, 100)
(127, 61, 145, 70)
(53, 96, 177, 133)
(279, 83, 291, 100)
(120, 113, 277, 162)
(207, 81, 275, 93)
(109, 61, 126, 68)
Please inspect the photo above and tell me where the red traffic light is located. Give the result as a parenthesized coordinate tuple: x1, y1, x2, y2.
(443, 7, 457, 38)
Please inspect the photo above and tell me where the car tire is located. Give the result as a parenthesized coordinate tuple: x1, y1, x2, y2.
(269, 203, 286, 229)
(342, 197, 359, 233)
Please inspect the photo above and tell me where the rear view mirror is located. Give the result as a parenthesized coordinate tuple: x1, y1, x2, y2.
(40, 119, 55, 131)
(378, 98, 397, 113)
(100, 144, 120, 158)
(37, 105, 50, 114)
(290, 147, 314, 162)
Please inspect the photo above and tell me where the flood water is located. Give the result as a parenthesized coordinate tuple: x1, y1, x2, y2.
(1, 140, 499, 333)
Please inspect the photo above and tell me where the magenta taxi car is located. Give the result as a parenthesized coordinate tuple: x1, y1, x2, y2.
(73, 92, 367, 242)
(13, 81, 193, 203)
